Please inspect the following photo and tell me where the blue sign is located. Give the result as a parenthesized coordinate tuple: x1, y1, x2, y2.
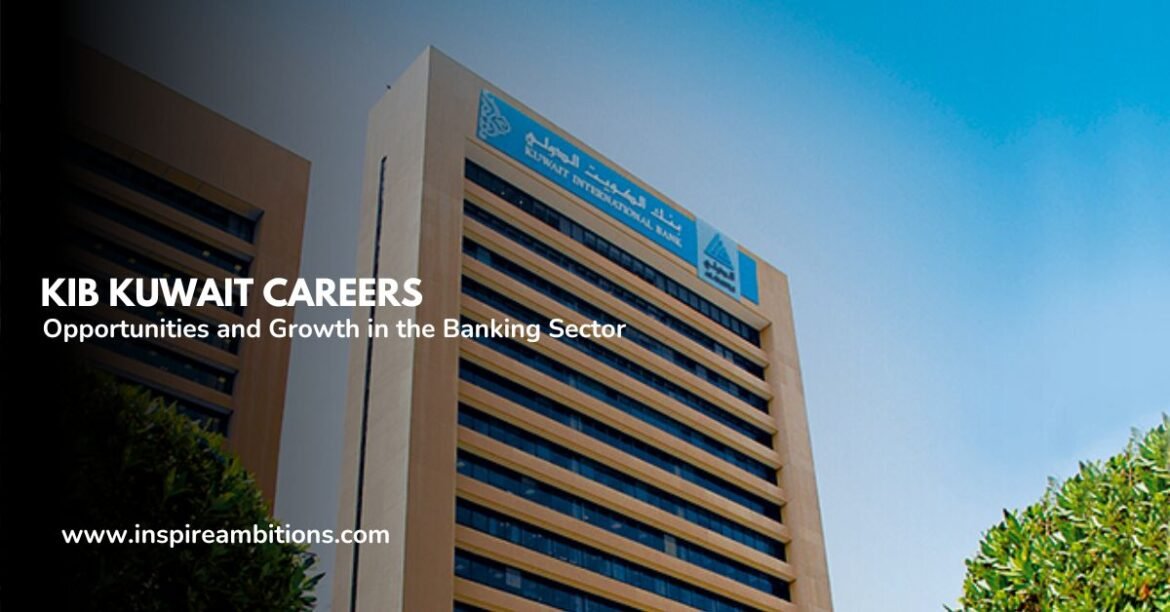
(697, 219, 740, 299)
(477, 90, 695, 261)
(477, 89, 759, 304)
(737, 251, 758, 304)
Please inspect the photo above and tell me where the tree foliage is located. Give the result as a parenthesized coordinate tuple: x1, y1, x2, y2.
(60, 370, 321, 610)
(958, 416, 1170, 610)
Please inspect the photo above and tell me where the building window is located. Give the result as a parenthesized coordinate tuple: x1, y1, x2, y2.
(115, 377, 232, 434)
(464, 239, 767, 409)
(463, 330, 775, 478)
(72, 230, 246, 315)
(96, 337, 236, 394)
(458, 409, 785, 557)
(457, 452, 789, 592)
(455, 549, 633, 611)
(504, 567, 522, 589)
(70, 186, 252, 276)
(466, 160, 760, 346)
(463, 280, 772, 445)
(464, 201, 765, 379)
(67, 138, 259, 242)
(457, 500, 782, 609)
(461, 361, 778, 511)
(116, 303, 240, 354)
(65, 266, 240, 354)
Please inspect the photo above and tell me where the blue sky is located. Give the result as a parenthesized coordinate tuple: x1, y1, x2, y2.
(76, 1, 1170, 608)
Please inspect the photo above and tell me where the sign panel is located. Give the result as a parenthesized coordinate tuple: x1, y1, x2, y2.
(476, 89, 760, 304)
(737, 251, 758, 304)
(477, 90, 695, 261)
(698, 219, 740, 299)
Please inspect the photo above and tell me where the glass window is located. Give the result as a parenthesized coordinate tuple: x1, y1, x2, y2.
(463, 199, 766, 379)
(461, 361, 779, 513)
(457, 500, 780, 609)
(464, 240, 767, 410)
(466, 160, 759, 346)
(463, 280, 771, 445)
(67, 138, 258, 242)
(458, 409, 785, 559)
(96, 337, 236, 394)
(115, 376, 232, 434)
(117, 303, 239, 354)
(463, 326, 774, 478)
(69, 266, 240, 354)
(72, 229, 246, 315)
(70, 186, 252, 275)
(457, 452, 788, 591)
(455, 549, 633, 611)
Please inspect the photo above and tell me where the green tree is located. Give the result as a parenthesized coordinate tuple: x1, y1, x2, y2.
(60, 370, 321, 611)
(957, 416, 1170, 611)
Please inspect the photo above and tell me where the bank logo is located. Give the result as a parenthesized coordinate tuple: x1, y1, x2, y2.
(697, 219, 740, 299)
(477, 91, 511, 138)
(704, 232, 735, 269)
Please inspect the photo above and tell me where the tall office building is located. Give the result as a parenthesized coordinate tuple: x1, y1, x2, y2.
(62, 45, 310, 503)
(335, 48, 832, 611)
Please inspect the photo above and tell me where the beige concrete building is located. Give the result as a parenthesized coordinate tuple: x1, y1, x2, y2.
(64, 45, 309, 504)
(335, 47, 832, 611)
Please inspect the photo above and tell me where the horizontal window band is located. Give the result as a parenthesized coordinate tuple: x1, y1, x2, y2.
(66, 137, 259, 242)
(459, 286, 774, 445)
(455, 548, 635, 612)
(465, 160, 761, 347)
(457, 498, 788, 607)
(462, 196, 766, 378)
(463, 238, 769, 410)
(68, 186, 252, 276)
(459, 318, 779, 471)
(461, 357, 780, 511)
(458, 410, 786, 558)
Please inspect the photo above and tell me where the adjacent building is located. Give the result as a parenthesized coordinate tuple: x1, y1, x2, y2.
(335, 47, 832, 611)
(63, 45, 309, 503)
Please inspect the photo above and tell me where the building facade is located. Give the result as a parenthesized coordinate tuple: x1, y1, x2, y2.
(335, 48, 832, 611)
(63, 45, 309, 503)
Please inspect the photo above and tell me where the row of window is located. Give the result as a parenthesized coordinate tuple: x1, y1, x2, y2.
(67, 138, 259, 242)
(118, 303, 239, 354)
(466, 160, 761, 346)
(71, 186, 252, 275)
(152, 393, 230, 434)
(457, 500, 765, 611)
(462, 320, 774, 479)
(464, 239, 767, 410)
(457, 452, 786, 594)
(462, 280, 772, 446)
(95, 337, 236, 394)
(66, 263, 240, 355)
(455, 549, 631, 611)
(64, 138, 245, 439)
(463, 200, 765, 379)
(115, 376, 231, 434)
(456, 448, 788, 595)
(461, 361, 778, 514)
(459, 407, 784, 556)
(72, 230, 246, 315)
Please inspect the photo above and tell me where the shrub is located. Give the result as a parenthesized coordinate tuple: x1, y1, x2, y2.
(957, 416, 1170, 610)
(60, 370, 321, 610)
